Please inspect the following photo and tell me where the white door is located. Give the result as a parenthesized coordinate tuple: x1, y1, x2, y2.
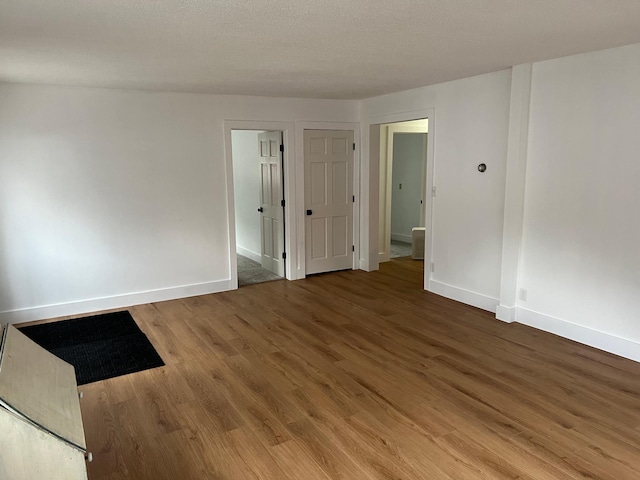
(258, 131, 285, 277)
(304, 130, 354, 275)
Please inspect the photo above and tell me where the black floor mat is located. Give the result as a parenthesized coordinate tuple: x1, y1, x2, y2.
(19, 311, 164, 385)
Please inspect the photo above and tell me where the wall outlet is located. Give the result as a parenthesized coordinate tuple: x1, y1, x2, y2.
(519, 288, 527, 301)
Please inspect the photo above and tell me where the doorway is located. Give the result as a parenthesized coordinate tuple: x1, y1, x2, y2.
(231, 129, 285, 286)
(378, 119, 429, 264)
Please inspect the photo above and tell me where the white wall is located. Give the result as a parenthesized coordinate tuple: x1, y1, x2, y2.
(0, 83, 358, 322)
(231, 130, 263, 262)
(390, 133, 425, 242)
(362, 70, 512, 311)
(517, 43, 640, 359)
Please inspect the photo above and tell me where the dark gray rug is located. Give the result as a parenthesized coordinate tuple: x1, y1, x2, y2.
(19, 311, 164, 385)
(237, 254, 283, 286)
(391, 240, 413, 258)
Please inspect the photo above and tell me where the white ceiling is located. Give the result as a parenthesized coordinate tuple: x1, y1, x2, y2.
(2, 0, 640, 99)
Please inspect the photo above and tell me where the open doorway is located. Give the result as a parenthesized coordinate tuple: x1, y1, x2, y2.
(231, 130, 285, 286)
(378, 119, 429, 265)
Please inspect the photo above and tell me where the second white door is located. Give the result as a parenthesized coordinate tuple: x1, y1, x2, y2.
(258, 131, 285, 277)
(304, 130, 354, 275)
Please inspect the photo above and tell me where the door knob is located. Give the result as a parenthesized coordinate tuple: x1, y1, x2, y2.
(306, 209, 312, 216)
(258, 207, 264, 212)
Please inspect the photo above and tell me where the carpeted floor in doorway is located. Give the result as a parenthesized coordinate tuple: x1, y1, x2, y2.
(237, 254, 283, 286)
(390, 240, 413, 258)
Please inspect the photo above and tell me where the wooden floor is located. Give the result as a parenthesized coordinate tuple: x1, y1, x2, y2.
(54, 258, 640, 479)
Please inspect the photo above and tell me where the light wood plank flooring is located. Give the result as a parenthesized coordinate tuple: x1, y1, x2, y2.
(46, 258, 640, 479)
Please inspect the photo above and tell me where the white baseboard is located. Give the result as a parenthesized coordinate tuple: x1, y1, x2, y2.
(378, 252, 391, 263)
(429, 280, 499, 313)
(516, 307, 640, 363)
(0, 279, 233, 325)
(496, 305, 516, 323)
(432, 291, 639, 363)
(236, 246, 261, 263)
(391, 233, 412, 244)
(360, 251, 380, 272)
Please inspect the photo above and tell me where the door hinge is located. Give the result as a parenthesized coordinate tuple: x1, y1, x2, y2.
(352, 195, 355, 203)
(432, 186, 437, 197)
(352, 245, 355, 252)
(281, 199, 285, 207)
(352, 143, 356, 151)
(282, 252, 286, 259)
(279, 144, 284, 152)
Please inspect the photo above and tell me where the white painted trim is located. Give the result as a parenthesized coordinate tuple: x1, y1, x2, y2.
(223, 120, 297, 285)
(361, 123, 379, 272)
(390, 233, 412, 244)
(353, 129, 361, 274)
(495, 305, 516, 323)
(223, 125, 239, 290)
(295, 121, 361, 278)
(499, 64, 532, 311)
(429, 280, 499, 313)
(0, 280, 233, 325)
(423, 114, 435, 291)
(516, 307, 640, 363)
(236, 246, 261, 264)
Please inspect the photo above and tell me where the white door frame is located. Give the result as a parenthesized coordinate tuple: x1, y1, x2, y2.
(224, 120, 295, 288)
(295, 122, 360, 279)
(364, 109, 435, 291)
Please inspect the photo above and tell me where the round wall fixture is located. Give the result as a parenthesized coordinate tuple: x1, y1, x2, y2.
(477, 163, 487, 172)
